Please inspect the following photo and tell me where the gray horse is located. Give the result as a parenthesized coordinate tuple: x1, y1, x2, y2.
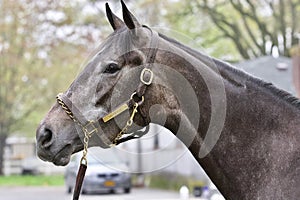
(36, 1, 300, 199)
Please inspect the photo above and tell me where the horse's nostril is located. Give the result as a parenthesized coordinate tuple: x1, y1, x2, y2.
(39, 128, 53, 149)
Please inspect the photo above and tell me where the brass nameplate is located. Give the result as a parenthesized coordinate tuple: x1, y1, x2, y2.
(102, 103, 129, 123)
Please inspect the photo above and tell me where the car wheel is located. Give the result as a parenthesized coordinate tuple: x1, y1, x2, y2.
(124, 187, 131, 193)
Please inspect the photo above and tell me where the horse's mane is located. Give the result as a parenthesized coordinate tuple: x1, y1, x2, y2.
(158, 33, 300, 110)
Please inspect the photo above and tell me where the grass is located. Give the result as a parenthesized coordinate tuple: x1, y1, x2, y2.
(145, 172, 206, 192)
(0, 175, 65, 186)
(0, 173, 205, 190)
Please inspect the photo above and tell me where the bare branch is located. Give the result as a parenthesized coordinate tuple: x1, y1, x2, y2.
(229, 0, 266, 55)
(196, 0, 251, 59)
(279, 0, 287, 56)
(290, 0, 299, 46)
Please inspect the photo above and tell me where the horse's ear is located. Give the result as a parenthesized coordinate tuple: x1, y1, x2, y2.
(105, 3, 124, 30)
(121, 0, 141, 30)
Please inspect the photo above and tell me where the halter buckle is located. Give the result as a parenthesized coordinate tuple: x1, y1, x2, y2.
(140, 68, 153, 85)
(83, 121, 98, 137)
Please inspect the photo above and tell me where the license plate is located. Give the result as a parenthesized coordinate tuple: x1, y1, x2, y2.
(104, 180, 115, 187)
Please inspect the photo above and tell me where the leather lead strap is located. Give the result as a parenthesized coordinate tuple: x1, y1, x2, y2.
(73, 163, 87, 200)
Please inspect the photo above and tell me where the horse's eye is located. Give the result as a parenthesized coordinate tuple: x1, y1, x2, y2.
(103, 63, 120, 74)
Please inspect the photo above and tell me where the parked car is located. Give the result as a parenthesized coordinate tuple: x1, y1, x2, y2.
(65, 148, 131, 194)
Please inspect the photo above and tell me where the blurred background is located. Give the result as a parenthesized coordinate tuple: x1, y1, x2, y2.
(1, 0, 300, 199)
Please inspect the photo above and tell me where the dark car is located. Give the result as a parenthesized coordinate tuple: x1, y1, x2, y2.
(65, 148, 131, 194)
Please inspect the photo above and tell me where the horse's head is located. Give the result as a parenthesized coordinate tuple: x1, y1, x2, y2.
(36, 1, 181, 166)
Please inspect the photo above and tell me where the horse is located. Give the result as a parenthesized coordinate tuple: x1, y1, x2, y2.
(36, 1, 300, 199)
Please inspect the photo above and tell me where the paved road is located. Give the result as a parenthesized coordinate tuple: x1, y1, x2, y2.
(0, 186, 197, 200)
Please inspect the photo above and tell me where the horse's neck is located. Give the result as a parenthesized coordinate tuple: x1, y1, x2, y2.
(177, 77, 300, 200)
(157, 41, 300, 199)
(217, 73, 300, 198)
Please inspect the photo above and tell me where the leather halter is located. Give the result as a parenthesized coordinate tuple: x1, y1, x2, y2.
(56, 26, 159, 200)
(56, 25, 159, 146)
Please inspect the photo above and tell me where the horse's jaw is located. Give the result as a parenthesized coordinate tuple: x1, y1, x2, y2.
(37, 143, 73, 166)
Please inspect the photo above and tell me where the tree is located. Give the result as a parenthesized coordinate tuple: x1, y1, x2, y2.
(166, 0, 300, 60)
(0, 0, 114, 175)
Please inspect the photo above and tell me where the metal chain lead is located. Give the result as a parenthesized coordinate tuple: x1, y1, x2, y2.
(112, 102, 139, 145)
(56, 94, 92, 165)
(80, 129, 90, 165)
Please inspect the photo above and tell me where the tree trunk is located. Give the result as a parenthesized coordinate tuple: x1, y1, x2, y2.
(0, 134, 7, 175)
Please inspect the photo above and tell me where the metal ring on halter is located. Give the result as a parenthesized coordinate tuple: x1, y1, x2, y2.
(140, 68, 153, 85)
(130, 92, 144, 104)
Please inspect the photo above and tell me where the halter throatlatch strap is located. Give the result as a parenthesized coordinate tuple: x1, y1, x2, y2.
(115, 125, 150, 145)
